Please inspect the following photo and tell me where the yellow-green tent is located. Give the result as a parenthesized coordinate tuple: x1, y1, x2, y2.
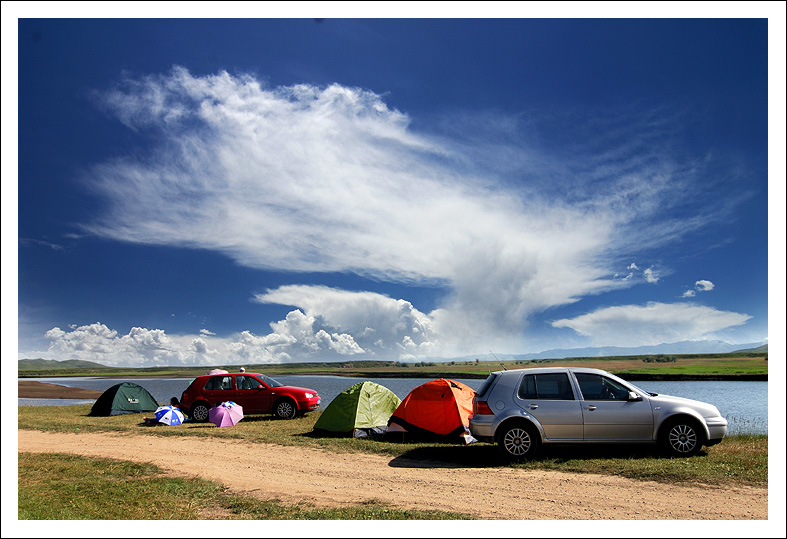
(313, 381, 401, 437)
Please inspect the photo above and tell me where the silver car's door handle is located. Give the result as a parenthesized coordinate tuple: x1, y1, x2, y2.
(528, 404, 538, 410)
(586, 405, 597, 411)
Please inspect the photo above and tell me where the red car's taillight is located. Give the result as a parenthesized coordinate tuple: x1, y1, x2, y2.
(474, 400, 494, 415)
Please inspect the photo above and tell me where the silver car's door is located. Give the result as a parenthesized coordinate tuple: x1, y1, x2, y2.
(574, 373, 653, 440)
(515, 372, 583, 440)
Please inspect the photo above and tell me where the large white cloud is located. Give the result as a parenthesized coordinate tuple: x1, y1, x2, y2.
(254, 285, 438, 358)
(551, 302, 752, 347)
(39, 317, 372, 367)
(74, 68, 741, 358)
(36, 298, 754, 366)
(44, 323, 202, 367)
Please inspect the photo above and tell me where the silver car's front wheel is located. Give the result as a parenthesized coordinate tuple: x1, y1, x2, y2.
(498, 423, 538, 459)
(661, 419, 704, 457)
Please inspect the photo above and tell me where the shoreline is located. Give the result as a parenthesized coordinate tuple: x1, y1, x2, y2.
(286, 371, 768, 381)
(19, 373, 767, 401)
(18, 381, 105, 399)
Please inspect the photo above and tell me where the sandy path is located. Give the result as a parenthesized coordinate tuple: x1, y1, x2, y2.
(18, 429, 767, 520)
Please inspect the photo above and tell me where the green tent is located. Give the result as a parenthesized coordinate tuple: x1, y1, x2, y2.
(89, 382, 159, 416)
(313, 381, 401, 437)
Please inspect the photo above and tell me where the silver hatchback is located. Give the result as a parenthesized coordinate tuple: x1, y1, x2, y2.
(469, 367, 727, 459)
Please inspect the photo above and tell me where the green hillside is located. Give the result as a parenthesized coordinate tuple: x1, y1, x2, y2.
(18, 358, 110, 371)
(733, 344, 768, 354)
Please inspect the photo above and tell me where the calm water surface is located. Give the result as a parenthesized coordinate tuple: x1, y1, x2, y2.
(20, 375, 767, 434)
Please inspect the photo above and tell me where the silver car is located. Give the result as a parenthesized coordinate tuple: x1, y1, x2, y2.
(469, 367, 727, 459)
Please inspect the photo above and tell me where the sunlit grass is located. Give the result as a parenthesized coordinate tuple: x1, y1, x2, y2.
(18, 453, 468, 520)
(19, 404, 767, 488)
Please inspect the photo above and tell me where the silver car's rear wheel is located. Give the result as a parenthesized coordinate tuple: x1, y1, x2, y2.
(498, 423, 538, 459)
(660, 418, 704, 457)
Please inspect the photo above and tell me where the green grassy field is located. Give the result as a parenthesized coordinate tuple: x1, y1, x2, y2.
(17, 352, 768, 379)
(18, 452, 469, 520)
(18, 404, 767, 489)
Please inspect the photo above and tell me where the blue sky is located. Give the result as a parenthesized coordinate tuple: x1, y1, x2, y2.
(6, 6, 785, 368)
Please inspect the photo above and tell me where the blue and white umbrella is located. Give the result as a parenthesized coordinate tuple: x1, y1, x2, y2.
(154, 405, 185, 426)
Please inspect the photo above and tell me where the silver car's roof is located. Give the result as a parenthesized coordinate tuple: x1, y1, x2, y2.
(490, 366, 615, 376)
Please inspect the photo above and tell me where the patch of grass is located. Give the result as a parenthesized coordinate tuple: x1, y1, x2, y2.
(509, 434, 768, 486)
(19, 404, 768, 488)
(617, 361, 768, 376)
(18, 453, 222, 519)
(18, 453, 468, 520)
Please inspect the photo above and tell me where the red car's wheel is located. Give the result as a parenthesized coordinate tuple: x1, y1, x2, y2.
(190, 402, 210, 422)
(274, 398, 297, 419)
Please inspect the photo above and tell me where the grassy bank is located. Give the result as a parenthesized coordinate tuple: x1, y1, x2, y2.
(18, 404, 767, 488)
(17, 353, 768, 380)
(18, 452, 469, 520)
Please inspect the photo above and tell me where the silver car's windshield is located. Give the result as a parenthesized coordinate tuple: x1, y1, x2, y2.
(624, 380, 658, 397)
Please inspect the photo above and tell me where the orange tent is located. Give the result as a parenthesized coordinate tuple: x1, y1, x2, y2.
(388, 379, 477, 442)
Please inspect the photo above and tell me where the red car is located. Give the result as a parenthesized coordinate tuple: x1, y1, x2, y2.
(180, 372, 321, 421)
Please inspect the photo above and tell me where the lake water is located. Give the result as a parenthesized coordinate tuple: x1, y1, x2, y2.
(19, 375, 768, 435)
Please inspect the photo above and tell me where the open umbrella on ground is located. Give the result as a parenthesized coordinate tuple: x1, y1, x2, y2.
(154, 405, 185, 426)
(209, 401, 244, 427)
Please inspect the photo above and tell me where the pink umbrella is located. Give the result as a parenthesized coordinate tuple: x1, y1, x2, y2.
(209, 401, 244, 427)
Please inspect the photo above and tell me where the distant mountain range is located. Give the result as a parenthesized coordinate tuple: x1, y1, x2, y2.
(475, 340, 768, 362)
(19, 340, 767, 369)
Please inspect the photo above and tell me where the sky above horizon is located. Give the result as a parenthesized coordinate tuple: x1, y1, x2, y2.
(6, 8, 784, 368)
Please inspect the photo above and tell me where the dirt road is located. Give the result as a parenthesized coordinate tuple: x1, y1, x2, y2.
(17, 429, 767, 520)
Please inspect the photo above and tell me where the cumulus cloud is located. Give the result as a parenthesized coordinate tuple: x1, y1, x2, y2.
(40, 316, 371, 367)
(615, 263, 660, 285)
(254, 285, 438, 358)
(74, 68, 737, 358)
(551, 302, 751, 347)
(682, 279, 715, 298)
(44, 323, 203, 366)
(695, 279, 715, 291)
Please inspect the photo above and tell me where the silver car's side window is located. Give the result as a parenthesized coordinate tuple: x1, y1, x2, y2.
(518, 373, 574, 400)
(575, 373, 629, 400)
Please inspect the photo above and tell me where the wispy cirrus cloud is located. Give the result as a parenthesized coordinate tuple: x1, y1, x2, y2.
(551, 302, 751, 347)
(73, 67, 748, 358)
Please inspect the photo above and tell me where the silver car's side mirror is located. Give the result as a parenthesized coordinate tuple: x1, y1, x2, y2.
(627, 391, 643, 401)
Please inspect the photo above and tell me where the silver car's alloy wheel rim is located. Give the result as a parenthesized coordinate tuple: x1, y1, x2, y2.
(277, 402, 294, 418)
(668, 424, 698, 454)
(503, 427, 531, 456)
